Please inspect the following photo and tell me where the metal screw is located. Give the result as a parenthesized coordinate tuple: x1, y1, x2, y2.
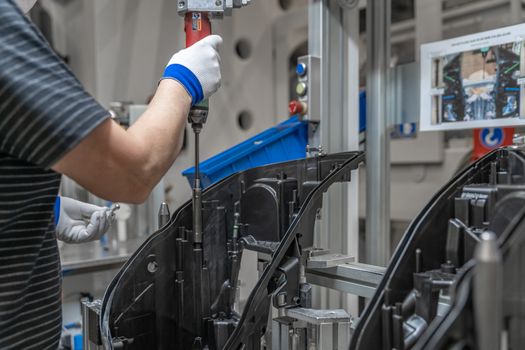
(216, 0, 222, 5)
(178, 1, 185, 8)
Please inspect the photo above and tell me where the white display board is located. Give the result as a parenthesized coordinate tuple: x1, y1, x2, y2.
(420, 24, 525, 131)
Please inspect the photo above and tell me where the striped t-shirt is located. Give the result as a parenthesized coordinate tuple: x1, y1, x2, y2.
(0, 1, 108, 348)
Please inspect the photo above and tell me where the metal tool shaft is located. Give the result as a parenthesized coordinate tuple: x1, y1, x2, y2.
(184, 11, 210, 247)
(192, 127, 203, 244)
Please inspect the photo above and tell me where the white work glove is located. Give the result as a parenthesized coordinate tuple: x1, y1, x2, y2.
(161, 35, 223, 105)
(55, 196, 115, 244)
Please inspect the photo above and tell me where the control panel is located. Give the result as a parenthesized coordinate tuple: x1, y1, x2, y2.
(289, 55, 320, 122)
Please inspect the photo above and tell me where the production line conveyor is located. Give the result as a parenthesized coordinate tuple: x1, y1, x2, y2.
(85, 147, 525, 349)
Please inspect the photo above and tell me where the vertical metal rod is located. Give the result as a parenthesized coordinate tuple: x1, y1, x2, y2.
(193, 129, 203, 244)
(309, 0, 328, 311)
(342, 2, 360, 317)
(473, 232, 502, 350)
(175, 237, 185, 346)
(308, 0, 361, 314)
(190, 126, 205, 343)
(193, 245, 203, 337)
(194, 131, 200, 182)
(366, 0, 391, 266)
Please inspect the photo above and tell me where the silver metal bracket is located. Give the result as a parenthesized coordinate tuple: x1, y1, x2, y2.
(177, 0, 252, 17)
(306, 262, 386, 298)
(306, 144, 326, 158)
(287, 308, 352, 350)
(306, 251, 355, 269)
(272, 308, 353, 350)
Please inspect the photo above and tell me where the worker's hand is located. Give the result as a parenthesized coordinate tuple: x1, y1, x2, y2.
(55, 196, 116, 244)
(162, 35, 223, 105)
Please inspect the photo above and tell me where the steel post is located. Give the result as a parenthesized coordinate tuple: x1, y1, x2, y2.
(308, 0, 360, 314)
(365, 0, 391, 266)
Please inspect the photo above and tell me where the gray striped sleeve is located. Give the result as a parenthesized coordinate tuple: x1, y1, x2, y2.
(0, 0, 109, 168)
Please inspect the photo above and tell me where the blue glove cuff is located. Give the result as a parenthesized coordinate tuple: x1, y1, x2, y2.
(162, 64, 203, 105)
(54, 196, 61, 226)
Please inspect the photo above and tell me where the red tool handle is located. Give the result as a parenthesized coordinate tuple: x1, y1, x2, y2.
(185, 12, 212, 48)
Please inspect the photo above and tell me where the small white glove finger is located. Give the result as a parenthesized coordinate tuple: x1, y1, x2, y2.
(106, 209, 117, 225)
(60, 197, 102, 218)
(59, 224, 88, 243)
(99, 210, 112, 234)
(84, 213, 103, 241)
(87, 210, 111, 240)
(200, 35, 223, 50)
(78, 202, 109, 220)
(97, 214, 108, 238)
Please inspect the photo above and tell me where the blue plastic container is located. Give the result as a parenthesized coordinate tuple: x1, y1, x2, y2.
(182, 116, 308, 189)
(73, 334, 83, 350)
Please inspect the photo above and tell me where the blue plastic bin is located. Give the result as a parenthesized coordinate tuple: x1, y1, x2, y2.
(182, 116, 308, 189)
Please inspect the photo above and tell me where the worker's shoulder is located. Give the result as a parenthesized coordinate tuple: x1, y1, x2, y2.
(0, 1, 42, 39)
(0, 0, 25, 19)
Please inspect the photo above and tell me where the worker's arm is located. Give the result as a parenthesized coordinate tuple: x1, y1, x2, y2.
(53, 80, 189, 203)
(52, 36, 223, 204)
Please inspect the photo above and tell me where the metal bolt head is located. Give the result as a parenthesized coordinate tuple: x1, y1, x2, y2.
(147, 261, 158, 273)
(215, 0, 222, 6)
(178, 1, 185, 8)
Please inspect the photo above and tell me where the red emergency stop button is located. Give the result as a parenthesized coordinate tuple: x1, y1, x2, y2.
(289, 100, 307, 116)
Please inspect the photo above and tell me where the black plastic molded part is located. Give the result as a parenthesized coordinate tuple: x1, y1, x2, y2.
(350, 147, 525, 350)
(100, 152, 363, 350)
(101, 146, 525, 350)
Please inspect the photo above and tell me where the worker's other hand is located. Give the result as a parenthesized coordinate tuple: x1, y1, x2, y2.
(55, 196, 115, 244)
(162, 35, 223, 105)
